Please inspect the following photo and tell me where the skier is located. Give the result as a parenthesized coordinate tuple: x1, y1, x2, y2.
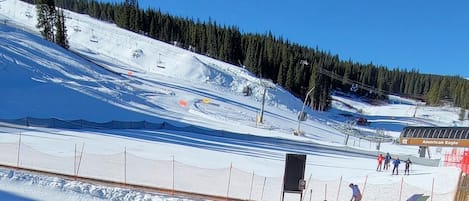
(392, 156, 401, 175)
(404, 158, 412, 175)
(349, 183, 362, 201)
(384, 152, 391, 170)
(376, 153, 384, 171)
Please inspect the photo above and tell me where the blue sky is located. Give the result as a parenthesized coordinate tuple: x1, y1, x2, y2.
(104, 0, 469, 77)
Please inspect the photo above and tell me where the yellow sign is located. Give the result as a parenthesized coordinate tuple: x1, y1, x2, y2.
(202, 98, 211, 104)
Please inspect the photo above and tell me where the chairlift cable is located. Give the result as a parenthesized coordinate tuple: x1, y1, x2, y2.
(316, 67, 424, 100)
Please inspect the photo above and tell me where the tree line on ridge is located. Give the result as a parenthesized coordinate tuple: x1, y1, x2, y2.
(26, 0, 469, 113)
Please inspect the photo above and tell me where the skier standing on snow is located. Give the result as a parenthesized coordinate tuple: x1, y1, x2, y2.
(384, 152, 391, 170)
(376, 153, 384, 171)
(392, 156, 401, 175)
(349, 183, 362, 201)
(404, 158, 412, 175)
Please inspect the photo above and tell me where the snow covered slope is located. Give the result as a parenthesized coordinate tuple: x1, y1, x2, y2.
(0, 0, 468, 200)
(0, 0, 314, 134)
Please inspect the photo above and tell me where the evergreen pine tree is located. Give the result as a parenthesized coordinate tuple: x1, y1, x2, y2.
(55, 9, 69, 49)
(427, 80, 441, 105)
(36, 0, 56, 42)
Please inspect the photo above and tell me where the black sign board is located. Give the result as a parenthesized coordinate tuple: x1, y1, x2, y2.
(283, 154, 306, 192)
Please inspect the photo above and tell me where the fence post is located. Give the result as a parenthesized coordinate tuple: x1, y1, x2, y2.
(16, 131, 22, 168)
(324, 184, 327, 201)
(336, 176, 342, 201)
(172, 155, 175, 196)
(302, 173, 312, 201)
(226, 163, 233, 201)
(74, 144, 77, 179)
(124, 147, 127, 185)
(260, 177, 266, 201)
(431, 177, 435, 201)
(399, 177, 404, 201)
(76, 143, 85, 177)
(362, 175, 368, 199)
(249, 171, 254, 201)
(454, 171, 463, 201)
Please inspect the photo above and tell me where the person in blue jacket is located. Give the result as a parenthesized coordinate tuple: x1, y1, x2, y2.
(349, 183, 362, 201)
(384, 152, 391, 170)
(392, 156, 401, 175)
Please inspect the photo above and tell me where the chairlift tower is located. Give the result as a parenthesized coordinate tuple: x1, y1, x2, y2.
(413, 104, 419, 118)
(258, 78, 274, 124)
(258, 87, 267, 123)
(294, 86, 314, 135)
(293, 60, 311, 136)
(376, 128, 385, 150)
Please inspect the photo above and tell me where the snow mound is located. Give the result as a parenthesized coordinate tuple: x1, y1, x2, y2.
(0, 168, 196, 201)
(166, 53, 213, 81)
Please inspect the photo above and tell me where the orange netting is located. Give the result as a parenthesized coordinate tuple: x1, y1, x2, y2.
(444, 148, 469, 173)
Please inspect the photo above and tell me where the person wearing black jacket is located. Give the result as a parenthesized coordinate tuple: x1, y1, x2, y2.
(404, 158, 412, 175)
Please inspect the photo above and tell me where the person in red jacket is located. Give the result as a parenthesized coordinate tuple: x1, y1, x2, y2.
(376, 153, 384, 171)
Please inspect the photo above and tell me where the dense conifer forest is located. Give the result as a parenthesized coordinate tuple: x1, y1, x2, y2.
(28, 0, 469, 111)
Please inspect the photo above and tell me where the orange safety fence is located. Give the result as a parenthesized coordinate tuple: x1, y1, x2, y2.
(0, 140, 458, 201)
(444, 148, 469, 174)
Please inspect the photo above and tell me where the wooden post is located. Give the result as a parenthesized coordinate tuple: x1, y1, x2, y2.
(431, 177, 435, 201)
(336, 176, 342, 201)
(362, 175, 368, 199)
(16, 131, 22, 168)
(172, 155, 175, 195)
(226, 163, 233, 201)
(302, 173, 312, 201)
(74, 144, 77, 179)
(399, 177, 404, 201)
(76, 143, 85, 177)
(124, 147, 127, 185)
(454, 171, 463, 201)
(261, 177, 266, 201)
(249, 171, 254, 201)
